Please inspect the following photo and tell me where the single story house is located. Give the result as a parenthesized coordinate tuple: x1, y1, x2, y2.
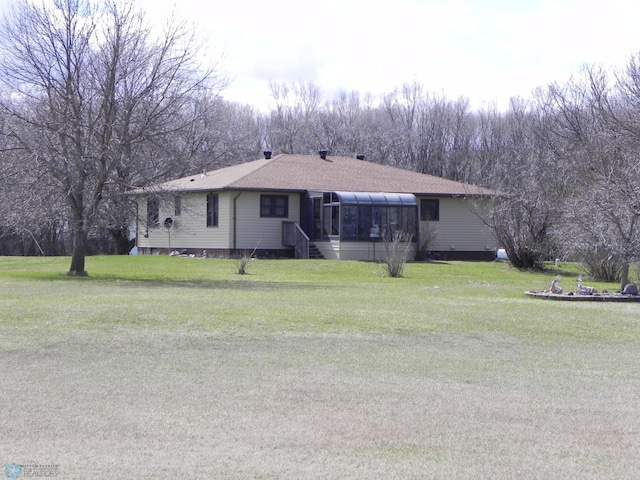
(129, 151, 498, 261)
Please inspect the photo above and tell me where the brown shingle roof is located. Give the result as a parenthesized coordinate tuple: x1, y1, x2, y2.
(131, 154, 495, 196)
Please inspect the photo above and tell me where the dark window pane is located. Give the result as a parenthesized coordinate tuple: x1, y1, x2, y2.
(420, 199, 439, 221)
(323, 205, 332, 237)
(331, 205, 340, 235)
(207, 194, 218, 227)
(342, 205, 357, 238)
(147, 198, 159, 228)
(260, 195, 288, 218)
(275, 196, 287, 216)
(357, 205, 373, 238)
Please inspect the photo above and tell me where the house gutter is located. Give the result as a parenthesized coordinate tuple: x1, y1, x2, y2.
(233, 192, 243, 249)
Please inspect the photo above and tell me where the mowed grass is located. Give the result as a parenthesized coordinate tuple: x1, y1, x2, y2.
(1, 256, 640, 479)
(0, 255, 634, 341)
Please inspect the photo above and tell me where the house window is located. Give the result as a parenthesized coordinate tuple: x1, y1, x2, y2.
(260, 194, 288, 218)
(147, 198, 159, 228)
(174, 196, 182, 216)
(206, 193, 218, 227)
(421, 199, 440, 221)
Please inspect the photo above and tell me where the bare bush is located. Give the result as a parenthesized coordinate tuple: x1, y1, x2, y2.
(234, 248, 257, 275)
(417, 222, 438, 261)
(579, 252, 622, 283)
(381, 232, 414, 277)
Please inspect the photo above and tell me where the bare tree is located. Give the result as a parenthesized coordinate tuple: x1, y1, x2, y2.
(0, 125, 68, 255)
(266, 80, 322, 154)
(381, 84, 475, 181)
(546, 62, 640, 286)
(0, 0, 223, 274)
(478, 97, 566, 270)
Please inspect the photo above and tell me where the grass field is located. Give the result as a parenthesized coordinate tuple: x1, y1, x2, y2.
(1, 256, 639, 479)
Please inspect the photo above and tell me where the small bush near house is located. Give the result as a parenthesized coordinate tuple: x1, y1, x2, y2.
(417, 222, 438, 261)
(234, 247, 257, 275)
(381, 232, 414, 277)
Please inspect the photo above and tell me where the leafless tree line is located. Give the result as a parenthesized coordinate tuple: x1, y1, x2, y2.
(264, 71, 640, 285)
(1, 0, 640, 283)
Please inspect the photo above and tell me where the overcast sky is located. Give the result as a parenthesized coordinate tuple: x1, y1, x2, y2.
(183, 0, 640, 110)
(20, 0, 640, 111)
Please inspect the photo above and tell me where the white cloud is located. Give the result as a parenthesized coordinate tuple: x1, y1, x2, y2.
(143, 0, 640, 110)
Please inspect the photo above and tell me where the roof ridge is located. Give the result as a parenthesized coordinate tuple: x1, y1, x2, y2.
(227, 154, 290, 186)
(200, 155, 281, 186)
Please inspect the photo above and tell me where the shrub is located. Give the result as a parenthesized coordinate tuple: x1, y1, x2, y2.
(579, 251, 622, 283)
(381, 232, 414, 278)
(234, 248, 257, 275)
(416, 222, 438, 261)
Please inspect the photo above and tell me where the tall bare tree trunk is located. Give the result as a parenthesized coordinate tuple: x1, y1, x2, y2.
(620, 262, 630, 291)
(68, 216, 88, 276)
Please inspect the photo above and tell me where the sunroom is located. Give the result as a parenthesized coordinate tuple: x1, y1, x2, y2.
(306, 191, 418, 260)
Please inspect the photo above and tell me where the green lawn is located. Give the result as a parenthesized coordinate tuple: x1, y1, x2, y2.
(1, 256, 639, 478)
(1, 255, 634, 340)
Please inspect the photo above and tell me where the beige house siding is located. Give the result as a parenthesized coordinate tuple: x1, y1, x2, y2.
(336, 241, 416, 262)
(314, 238, 415, 262)
(418, 197, 496, 253)
(136, 191, 300, 253)
(136, 192, 232, 251)
(135, 190, 496, 259)
(233, 191, 300, 250)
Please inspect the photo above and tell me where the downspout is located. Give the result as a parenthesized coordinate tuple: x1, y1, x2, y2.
(233, 192, 243, 250)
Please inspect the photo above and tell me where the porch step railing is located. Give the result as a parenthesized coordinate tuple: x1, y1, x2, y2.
(282, 221, 310, 259)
